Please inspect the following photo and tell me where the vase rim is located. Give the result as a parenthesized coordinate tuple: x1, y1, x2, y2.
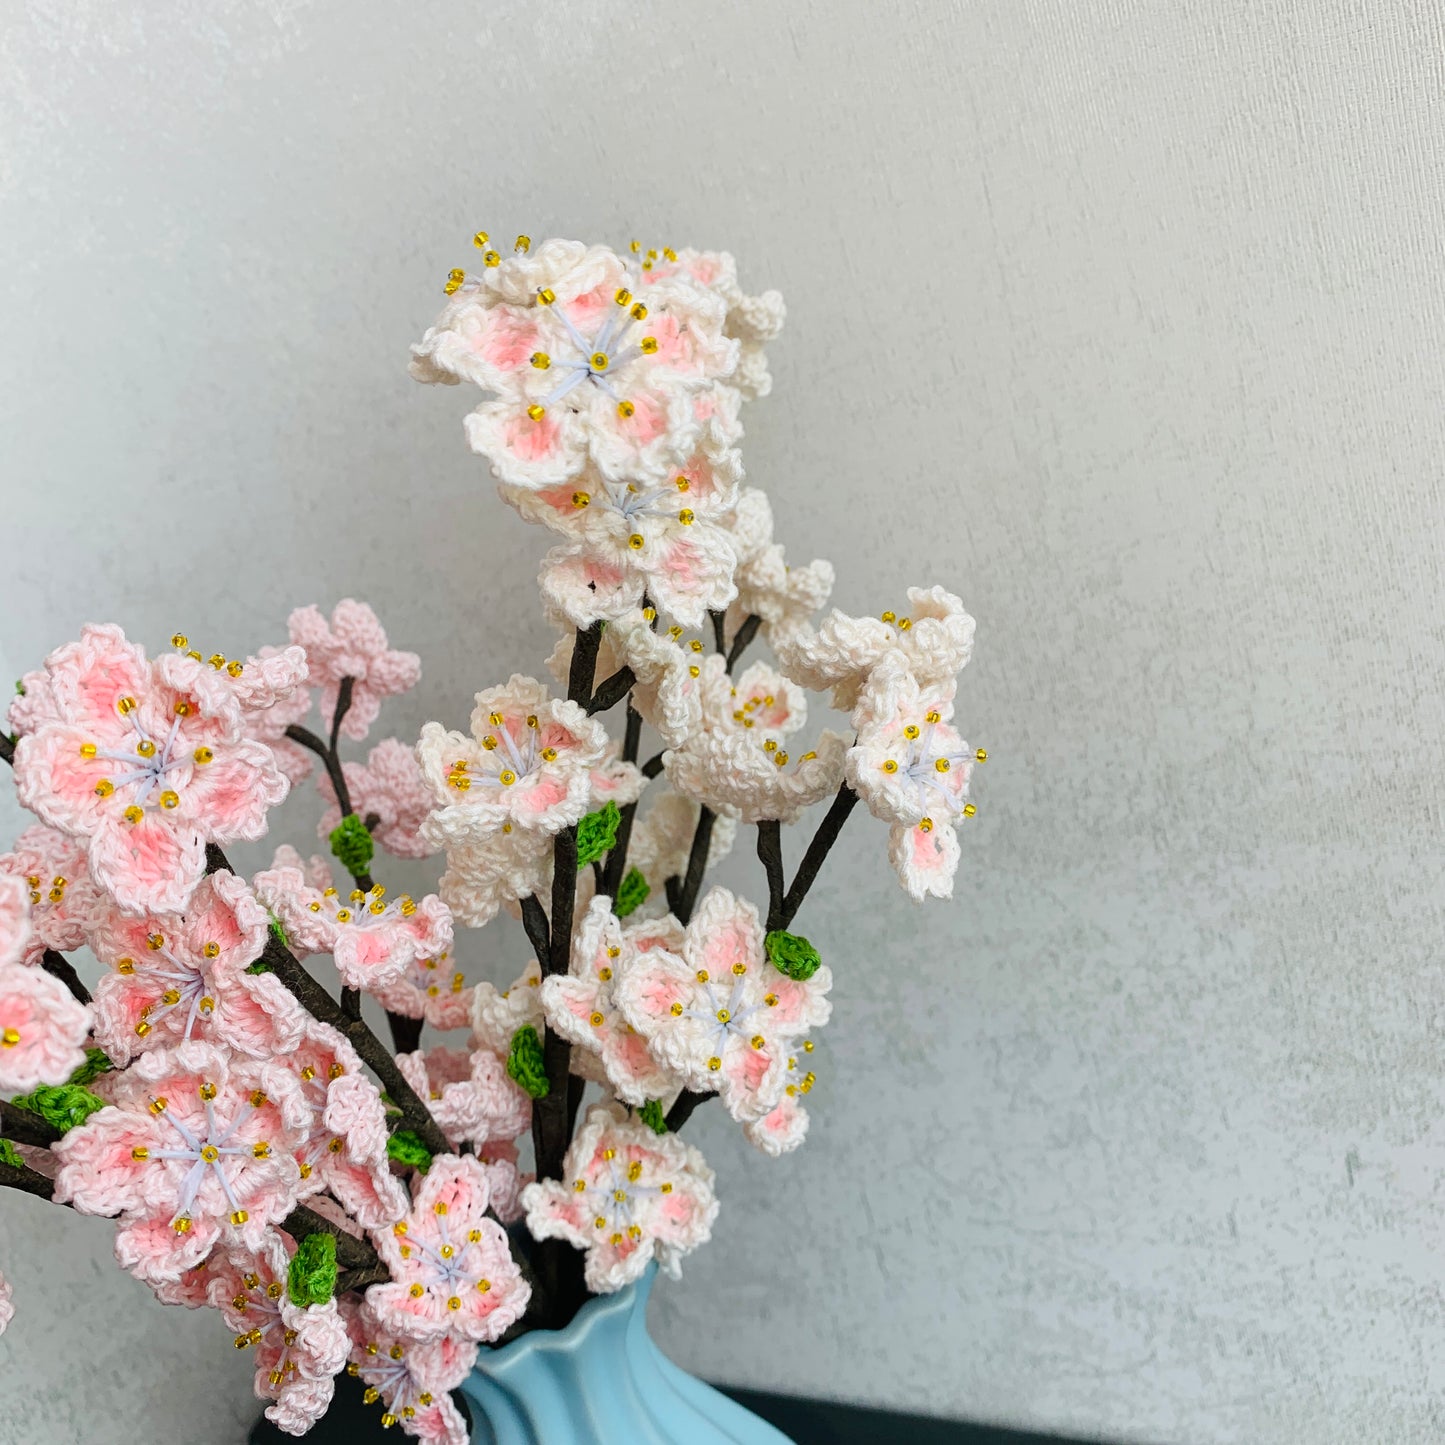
(484, 1262, 657, 1365)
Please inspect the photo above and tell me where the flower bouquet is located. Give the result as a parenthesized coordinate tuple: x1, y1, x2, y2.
(0, 234, 982, 1441)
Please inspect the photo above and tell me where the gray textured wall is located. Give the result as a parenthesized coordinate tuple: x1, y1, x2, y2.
(3, 3, 1445, 1442)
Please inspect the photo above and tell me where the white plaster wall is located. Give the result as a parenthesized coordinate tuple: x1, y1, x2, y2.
(3, 2, 1445, 1441)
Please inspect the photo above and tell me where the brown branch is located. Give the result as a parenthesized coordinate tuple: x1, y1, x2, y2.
(0, 1157, 56, 1201)
(282, 1202, 382, 1274)
(664, 1089, 712, 1133)
(519, 894, 551, 966)
(672, 807, 715, 927)
(40, 949, 91, 1005)
(1, 1098, 60, 1148)
(585, 667, 636, 716)
(599, 704, 643, 898)
(0, 732, 13, 767)
(756, 821, 786, 933)
(709, 608, 727, 655)
(726, 614, 761, 672)
(776, 784, 860, 929)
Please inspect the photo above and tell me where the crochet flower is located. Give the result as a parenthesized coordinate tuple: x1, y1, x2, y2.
(474, 1139, 528, 1224)
(613, 886, 832, 1122)
(54, 1041, 309, 1283)
(742, 1039, 817, 1157)
(0, 961, 90, 1091)
(504, 430, 742, 628)
(845, 655, 977, 901)
(395, 1045, 531, 1148)
(210, 1232, 350, 1436)
(89, 871, 305, 1065)
(287, 1022, 408, 1229)
(469, 958, 543, 1055)
(0, 874, 31, 970)
(0, 1271, 12, 1337)
(540, 896, 682, 1106)
(253, 853, 452, 995)
(370, 945, 472, 1032)
(317, 738, 436, 860)
(662, 656, 849, 824)
(416, 675, 608, 846)
(627, 791, 738, 906)
(0, 825, 105, 964)
(237, 645, 316, 788)
(773, 584, 976, 711)
(410, 239, 736, 489)
(427, 824, 554, 929)
(366, 1154, 530, 1343)
(287, 601, 421, 741)
(347, 1313, 476, 1444)
(723, 488, 835, 630)
(11, 625, 289, 915)
(521, 1101, 717, 1293)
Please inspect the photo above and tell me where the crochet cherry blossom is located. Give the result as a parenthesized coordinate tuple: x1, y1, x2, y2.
(723, 487, 835, 630)
(89, 871, 305, 1065)
(469, 958, 544, 1055)
(521, 1101, 718, 1293)
(845, 654, 977, 900)
(366, 1154, 530, 1343)
(613, 886, 832, 1122)
(287, 601, 421, 742)
(742, 1039, 818, 1157)
(395, 1045, 531, 1148)
(317, 737, 436, 860)
(253, 854, 452, 994)
(347, 1310, 477, 1443)
(54, 1040, 310, 1283)
(416, 674, 607, 846)
(425, 822, 554, 930)
(540, 895, 682, 1106)
(208, 1231, 350, 1437)
(410, 239, 737, 490)
(0, 873, 31, 970)
(11, 625, 289, 915)
(627, 792, 738, 909)
(238, 645, 317, 787)
(286, 1022, 408, 1229)
(369, 944, 472, 1032)
(0, 1270, 12, 1337)
(0, 825, 105, 964)
(773, 583, 976, 711)
(0, 957, 90, 1091)
(662, 656, 849, 824)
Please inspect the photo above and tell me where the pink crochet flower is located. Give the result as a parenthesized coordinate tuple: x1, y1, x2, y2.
(0, 825, 105, 964)
(11, 625, 289, 915)
(209, 1231, 350, 1437)
(237, 645, 317, 787)
(53, 1041, 309, 1284)
(742, 1040, 817, 1157)
(845, 654, 976, 901)
(0, 1270, 12, 1337)
(613, 886, 832, 1122)
(0, 960, 90, 1091)
(253, 856, 452, 995)
(287, 601, 421, 741)
(287, 1021, 408, 1229)
(317, 738, 436, 860)
(369, 944, 472, 1032)
(395, 1046, 531, 1148)
(721, 487, 835, 635)
(366, 1154, 530, 1343)
(347, 1309, 477, 1443)
(474, 1139, 528, 1224)
(522, 1101, 717, 1293)
(541, 896, 682, 1106)
(662, 655, 849, 824)
(468, 958, 543, 1055)
(89, 871, 305, 1065)
(416, 675, 607, 846)
(0, 874, 31, 970)
(410, 241, 736, 491)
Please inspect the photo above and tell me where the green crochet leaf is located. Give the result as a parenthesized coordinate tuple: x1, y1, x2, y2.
(0, 1139, 22, 1169)
(68, 1047, 115, 1087)
(576, 802, 621, 867)
(764, 929, 821, 982)
(9, 1083, 107, 1134)
(507, 1024, 550, 1099)
(638, 1099, 668, 1135)
(329, 812, 375, 879)
(287, 1232, 338, 1307)
(386, 1129, 432, 1172)
(615, 867, 650, 920)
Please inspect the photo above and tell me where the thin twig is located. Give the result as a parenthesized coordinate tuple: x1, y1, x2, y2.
(585, 666, 636, 716)
(672, 807, 715, 927)
(0, 733, 12, 767)
(0, 1158, 56, 1201)
(641, 751, 665, 780)
(40, 949, 91, 1006)
(725, 614, 762, 672)
(328, 675, 355, 761)
(776, 784, 860, 930)
(519, 894, 551, 965)
(1, 1098, 60, 1148)
(709, 609, 727, 655)
(282, 1203, 383, 1273)
(755, 821, 786, 933)
(599, 705, 643, 898)
(664, 1089, 711, 1133)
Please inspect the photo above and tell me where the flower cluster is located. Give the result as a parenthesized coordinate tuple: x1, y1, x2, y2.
(0, 234, 983, 1439)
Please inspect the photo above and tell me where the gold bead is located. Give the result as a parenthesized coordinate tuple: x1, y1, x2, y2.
(174, 700, 191, 716)
(537, 286, 556, 305)
(904, 724, 919, 740)
(442, 275, 462, 294)
(335, 908, 351, 923)
(499, 769, 517, 786)
(515, 234, 531, 253)
(675, 475, 689, 491)
(976, 748, 988, 762)
(408, 1283, 424, 1298)
(440, 1244, 454, 1259)
(919, 817, 933, 833)
(603, 1148, 616, 1160)
(571, 490, 591, 509)
(208, 654, 225, 670)
(594, 1216, 607, 1229)
(732, 961, 746, 975)
(230, 1209, 249, 1226)
(696, 969, 709, 983)
(79, 742, 97, 758)
(801, 750, 817, 761)
(573, 1179, 587, 1192)
(963, 802, 977, 817)
(925, 709, 941, 724)
(617, 400, 635, 418)
(193, 746, 214, 764)
(123, 805, 144, 824)
(226, 660, 243, 677)
(882, 760, 898, 774)
(298, 1162, 312, 1179)
(598, 966, 613, 982)
(751, 1034, 765, 1049)
(0, 1028, 19, 1048)
(613, 1188, 627, 1203)
(531, 351, 551, 370)
(201, 1144, 218, 1162)
(160, 790, 180, 809)
(775, 752, 789, 767)
(880, 610, 896, 624)
(253, 1142, 270, 1158)
(639, 335, 659, 354)
(418, 1393, 433, 1407)
(115, 954, 135, 974)
(642, 607, 656, 621)
(765, 993, 778, 1007)
(670, 1002, 684, 1016)
(707, 1056, 721, 1071)
(526, 403, 546, 422)
(631, 302, 648, 320)
(250, 1090, 268, 1107)
(234, 1334, 251, 1350)
(149, 1096, 168, 1114)
(628, 533, 645, 550)
(328, 1137, 344, 1154)
(935, 758, 950, 773)
(764, 739, 777, 753)
(171, 633, 188, 649)
(630, 239, 641, 253)
(716, 1008, 731, 1023)
(148, 933, 165, 950)
(483, 250, 501, 267)
(689, 665, 700, 678)
(134, 1021, 151, 1037)
(614, 288, 632, 306)
(117, 695, 137, 715)
(663, 247, 677, 262)
(199, 1081, 217, 1101)
(472, 231, 489, 248)
(94, 778, 114, 797)
(363, 1386, 380, 1404)
(476, 1279, 490, 1293)
(434, 1200, 449, 1215)
(898, 617, 912, 630)
(389, 1344, 405, 1360)
(131, 1146, 149, 1160)
(173, 1215, 192, 1234)
(659, 1182, 672, 1194)
(202, 941, 220, 959)
(678, 509, 695, 525)
(136, 738, 156, 758)
(589, 1010, 605, 1027)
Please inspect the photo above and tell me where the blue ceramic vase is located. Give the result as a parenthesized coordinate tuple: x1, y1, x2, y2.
(460, 1266, 793, 1445)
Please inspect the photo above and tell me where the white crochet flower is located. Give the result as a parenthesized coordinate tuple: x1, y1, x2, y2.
(470, 958, 544, 1056)
(540, 895, 684, 1106)
(845, 653, 978, 901)
(410, 239, 737, 490)
(772, 584, 975, 711)
(662, 656, 848, 824)
(721, 488, 835, 633)
(521, 1101, 718, 1293)
(612, 886, 831, 1122)
(426, 823, 553, 930)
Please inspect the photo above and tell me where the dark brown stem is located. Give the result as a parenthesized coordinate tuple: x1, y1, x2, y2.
(386, 1012, 423, 1056)
(40, 949, 91, 1006)
(336, 1263, 391, 1294)
(328, 675, 355, 760)
(599, 705, 643, 898)
(283, 701, 375, 894)
(756, 821, 786, 933)
(641, 751, 665, 780)
(585, 667, 636, 716)
(0, 1158, 56, 1201)
(0, 732, 13, 767)
(340, 987, 362, 1020)
(519, 895, 551, 965)
(664, 1089, 711, 1133)
(726, 614, 762, 672)
(709, 609, 727, 655)
(672, 807, 715, 927)
(281, 1203, 383, 1274)
(776, 784, 860, 929)
(1, 1098, 60, 1148)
